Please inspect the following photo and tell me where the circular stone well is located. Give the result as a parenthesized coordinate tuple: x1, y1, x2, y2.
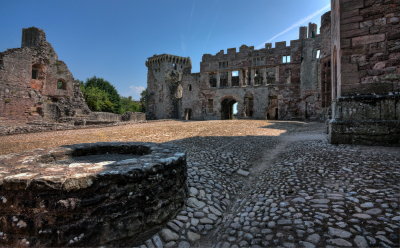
(0, 142, 187, 247)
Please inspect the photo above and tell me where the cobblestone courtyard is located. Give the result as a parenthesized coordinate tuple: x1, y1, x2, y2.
(1, 120, 399, 247)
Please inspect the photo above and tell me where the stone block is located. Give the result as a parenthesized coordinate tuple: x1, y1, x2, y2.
(341, 15, 363, 25)
(341, 22, 360, 31)
(341, 8, 360, 19)
(352, 34, 386, 46)
(341, 28, 370, 39)
(342, 0, 364, 10)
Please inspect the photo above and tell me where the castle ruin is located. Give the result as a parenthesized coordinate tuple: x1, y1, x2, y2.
(146, 21, 327, 122)
(146, 0, 400, 146)
(0, 27, 91, 123)
(0, 27, 145, 132)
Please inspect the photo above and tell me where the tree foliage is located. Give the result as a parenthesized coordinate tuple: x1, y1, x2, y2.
(81, 76, 144, 114)
(82, 86, 114, 112)
(120, 96, 141, 113)
(84, 77, 121, 113)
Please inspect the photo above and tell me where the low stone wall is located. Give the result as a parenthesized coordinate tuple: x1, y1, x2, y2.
(329, 94, 400, 146)
(121, 112, 146, 122)
(89, 111, 121, 123)
(0, 142, 187, 247)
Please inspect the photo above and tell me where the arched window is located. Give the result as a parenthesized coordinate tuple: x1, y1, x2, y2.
(188, 84, 192, 91)
(57, 79, 67, 90)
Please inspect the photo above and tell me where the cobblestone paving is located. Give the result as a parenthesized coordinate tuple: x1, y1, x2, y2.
(1, 120, 399, 247)
(135, 122, 400, 248)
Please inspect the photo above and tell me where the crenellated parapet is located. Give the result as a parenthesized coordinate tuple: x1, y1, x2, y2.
(201, 22, 321, 65)
(146, 54, 191, 67)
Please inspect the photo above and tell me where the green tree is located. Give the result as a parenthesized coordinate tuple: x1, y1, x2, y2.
(85, 77, 120, 113)
(119, 96, 142, 114)
(83, 86, 114, 112)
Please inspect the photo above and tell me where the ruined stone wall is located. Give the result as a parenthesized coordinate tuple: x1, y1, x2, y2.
(145, 55, 191, 120)
(320, 11, 333, 117)
(321, 11, 332, 60)
(181, 73, 202, 120)
(193, 24, 323, 120)
(121, 111, 146, 122)
(329, 0, 400, 146)
(300, 27, 323, 120)
(0, 27, 90, 122)
(147, 19, 331, 121)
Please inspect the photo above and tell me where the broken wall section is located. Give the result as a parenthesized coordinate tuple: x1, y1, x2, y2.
(197, 23, 324, 121)
(0, 27, 90, 122)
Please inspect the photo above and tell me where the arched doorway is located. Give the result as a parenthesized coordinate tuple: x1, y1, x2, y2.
(221, 97, 238, 120)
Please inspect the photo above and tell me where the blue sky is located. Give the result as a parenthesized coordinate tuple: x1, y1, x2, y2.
(0, 0, 330, 100)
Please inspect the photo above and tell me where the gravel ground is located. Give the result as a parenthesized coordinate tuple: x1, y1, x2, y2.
(1, 120, 399, 248)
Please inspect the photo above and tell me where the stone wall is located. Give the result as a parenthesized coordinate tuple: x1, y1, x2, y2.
(146, 21, 328, 121)
(329, 0, 400, 145)
(89, 111, 122, 123)
(332, 0, 400, 96)
(146, 55, 192, 120)
(330, 94, 400, 145)
(0, 142, 187, 247)
(121, 111, 146, 122)
(320, 11, 333, 117)
(0, 27, 147, 129)
(0, 27, 91, 122)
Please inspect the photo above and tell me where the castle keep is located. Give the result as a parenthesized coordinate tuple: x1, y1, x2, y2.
(146, 0, 399, 145)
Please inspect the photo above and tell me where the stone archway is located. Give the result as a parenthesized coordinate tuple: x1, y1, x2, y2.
(221, 97, 238, 120)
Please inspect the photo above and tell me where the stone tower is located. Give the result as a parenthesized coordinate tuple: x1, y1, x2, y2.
(22, 27, 48, 48)
(145, 54, 191, 120)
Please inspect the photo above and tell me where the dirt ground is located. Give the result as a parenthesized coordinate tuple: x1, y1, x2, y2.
(0, 120, 297, 155)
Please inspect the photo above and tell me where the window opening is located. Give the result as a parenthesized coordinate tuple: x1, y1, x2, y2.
(282, 56, 291, 64)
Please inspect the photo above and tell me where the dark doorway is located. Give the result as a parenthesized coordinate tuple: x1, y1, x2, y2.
(267, 96, 279, 120)
(221, 98, 237, 120)
(244, 93, 254, 118)
(184, 108, 192, 120)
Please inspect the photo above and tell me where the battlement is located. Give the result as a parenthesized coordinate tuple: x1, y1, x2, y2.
(146, 54, 191, 67)
(201, 22, 320, 63)
(21, 27, 47, 48)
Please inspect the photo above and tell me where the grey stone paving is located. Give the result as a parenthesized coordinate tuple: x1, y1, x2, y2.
(136, 123, 400, 248)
